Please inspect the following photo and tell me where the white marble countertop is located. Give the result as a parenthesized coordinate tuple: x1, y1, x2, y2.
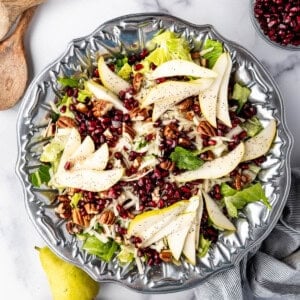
(0, 0, 299, 299)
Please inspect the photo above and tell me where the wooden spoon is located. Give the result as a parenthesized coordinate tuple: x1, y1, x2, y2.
(0, 0, 44, 41)
(0, 6, 37, 110)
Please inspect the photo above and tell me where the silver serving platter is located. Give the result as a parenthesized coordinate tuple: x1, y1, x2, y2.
(16, 13, 293, 293)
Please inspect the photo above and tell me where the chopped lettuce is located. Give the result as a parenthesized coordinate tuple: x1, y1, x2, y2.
(221, 183, 271, 218)
(232, 83, 251, 112)
(134, 138, 148, 150)
(241, 116, 263, 137)
(30, 165, 51, 187)
(170, 146, 204, 171)
(117, 245, 135, 265)
(197, 234, 212, 258)
(145, 31, 191, 66)
(118, 62, 132, 80)
(115, 56, 128, 70)
(77, 89, 92, 103)
(83, 236, 119, 262)
(202, 39, 223, 68)
(40, 142, 63, 163)
(56, 95, 74, 118)
(70, 193, 82, 208)
(57, 77, 79, 88)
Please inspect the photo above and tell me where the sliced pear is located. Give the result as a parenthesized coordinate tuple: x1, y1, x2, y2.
(127, 200, 189, 242)
(86, 80, 128, 113)
(167, 212, 196, 261)
(141, 196, 199, 248)
(142, 79, 213, 108)
(242, 119, 276, 162)
(98, 56, 131, 95)
(202, 191, 235, 231)
(183, 194, 203, 265)
(175, 142, 245, 182)
(199, 52, 228, 127)
(55, 168, 124, 192)
(149, 59, 217, 80)
(72, 143, 109, 171)
(217, 53, 232, 127)
(69, 136, 95, 163)
(57, 128, 81, 173)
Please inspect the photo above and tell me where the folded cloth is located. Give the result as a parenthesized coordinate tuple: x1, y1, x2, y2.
(193, 168, 300, 300)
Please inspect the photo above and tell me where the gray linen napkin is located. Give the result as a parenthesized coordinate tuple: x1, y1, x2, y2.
(193, 168, 300, 300)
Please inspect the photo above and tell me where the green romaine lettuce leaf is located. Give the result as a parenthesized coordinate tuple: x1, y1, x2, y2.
(221, 182, 271, 218)
(232, 83, 251, 112)
(117, 245, 134, 265)
(40, 142, 63, 163)
(30, 165, 51, 187)
(170, 146, 204, 170)
(118, 62, 132, 80)
(145, 30, 191, 66)
(57, 77, 79, 88)
(197, 234, 212, 258)
(241, 116, 263, 137)
(83, 236, 119, 262)
(70, 193, 82, 208)
(202, 39, 223, 68)
(77, 89, 92, 103)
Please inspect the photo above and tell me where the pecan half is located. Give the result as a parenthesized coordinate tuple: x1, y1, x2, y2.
(123, 123, 136, 140)
(56, 116, 76, 128)
(178, 98, 194, 111)
(55, 202, 71, 219)
(75, 103, 88, 113)
(66, 221, 82, 235)
(72, 208, 90, 227)
(133, 72, 144, 92)
(84, 203, 99, 215)
(184, 111, 195, 121)
(92, 100, 113, 118)
(129, 107, 148, 121)
(178, 137, 192, 147)
(159, 250, 173, 263)
(197, 120, 216, 137)
(233, 174, 242, 190)
(57, 194, 70, 202)
(98, 210, 116, 225)
(163, 123, 178, 139)
(159, 160, 175, 171)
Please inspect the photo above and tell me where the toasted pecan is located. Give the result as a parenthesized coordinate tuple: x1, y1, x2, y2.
(159, 250, 173, 263)
(197, 120, 216, 137)
(56, 116, 76, 128)
(132, 72, 144, 93)
(92, 100, 113, 118)
(98, 210, 116, 225)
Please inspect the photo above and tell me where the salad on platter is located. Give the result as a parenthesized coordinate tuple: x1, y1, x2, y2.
(30, 30, 276, 272)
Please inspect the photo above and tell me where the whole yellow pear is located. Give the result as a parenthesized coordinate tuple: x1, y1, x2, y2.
(37, 246, 99, 300)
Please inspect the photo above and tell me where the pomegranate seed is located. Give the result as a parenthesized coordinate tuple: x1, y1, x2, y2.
(60, 105, 66, 113)
(253, 0, 300, 46)
(114, 152, 122, 159)
(139, 49, 149, 59)
(150, 62, 157, 70)
(93, 68, 99, 77)
(155, 77, 166, 84)
(134, 63, 144, 71)
(64, 161, 72, 170)
(157, 199, 165, 208)
(208, 139, 217, 146)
